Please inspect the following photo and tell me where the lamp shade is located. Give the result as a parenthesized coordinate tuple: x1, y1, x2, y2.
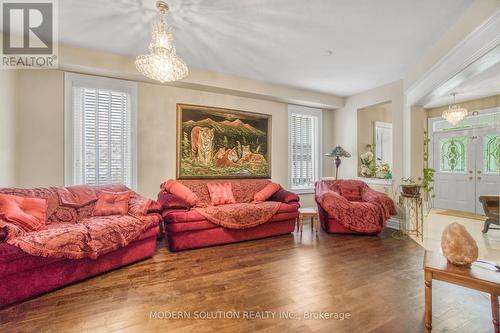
(326, 146, 351, 158)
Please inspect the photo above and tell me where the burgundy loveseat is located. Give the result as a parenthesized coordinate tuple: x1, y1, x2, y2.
(315, 180, 396, 234)
(158, 179, 300, 251)
(0, 185, 161, 308)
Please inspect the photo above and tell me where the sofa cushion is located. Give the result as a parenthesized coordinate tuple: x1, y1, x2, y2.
(0, 194, 48, 232)
(93, 191, 132, 216)
(207, 183, 236, 206)
(253, 182, 281, 203)
(161, 180, 200, 206)
(0, 225, 159, 278)
(177, 179, 272, 204)
(338, 184, 362, 201)
(164, 202, 299, 233)
(158, 192, 192, 210)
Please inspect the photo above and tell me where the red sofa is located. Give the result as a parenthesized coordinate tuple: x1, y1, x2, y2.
(315, 179, 396, 234)
(0, 185, 160, 308)
(158, 179, 300, 251)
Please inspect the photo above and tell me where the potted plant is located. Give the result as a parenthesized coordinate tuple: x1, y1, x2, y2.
(401, 177, 421, 196)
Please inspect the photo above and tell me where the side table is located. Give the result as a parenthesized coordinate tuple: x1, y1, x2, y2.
(297, 207, 319, 235)
(423, 250, 500, 332)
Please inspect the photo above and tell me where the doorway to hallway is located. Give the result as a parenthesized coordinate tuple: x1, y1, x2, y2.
(430, 111, 500, 214)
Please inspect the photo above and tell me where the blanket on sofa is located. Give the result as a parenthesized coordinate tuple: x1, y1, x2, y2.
(0, 185, 159, 260)
(316, 191, 395, 233)
(1, 215, 159, 260)
(195, 202, 281, 229)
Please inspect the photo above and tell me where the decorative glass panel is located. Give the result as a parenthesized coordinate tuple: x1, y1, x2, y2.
(433, 111, 500, 132)
(439, 137, 466, 172)
(484, 134, 500, 174)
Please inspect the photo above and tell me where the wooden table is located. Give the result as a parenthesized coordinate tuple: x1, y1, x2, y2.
(424, 251, 500, 332)
(297, 207, 319, 235)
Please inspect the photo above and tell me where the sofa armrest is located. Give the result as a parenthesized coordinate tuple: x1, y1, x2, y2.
(157, 192, 192, 210)
(270, 188, 300, 204)
(361, 187, 397, 217)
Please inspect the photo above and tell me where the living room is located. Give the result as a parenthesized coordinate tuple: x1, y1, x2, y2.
(1, 1, 500, 332)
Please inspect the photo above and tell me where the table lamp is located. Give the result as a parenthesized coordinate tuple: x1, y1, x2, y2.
(326, 146, 351, 179)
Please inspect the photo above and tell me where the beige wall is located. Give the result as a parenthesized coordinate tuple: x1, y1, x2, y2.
(12, 69, 333, 206)
(0, 70, 18, 187)
(332, 80, 404, 192)
(16, 70, 64, 187)
(357, 102, 392, 172)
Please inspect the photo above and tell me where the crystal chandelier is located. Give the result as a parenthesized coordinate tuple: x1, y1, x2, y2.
(442, 93, 468, 126)
(135, 1, 188, 83)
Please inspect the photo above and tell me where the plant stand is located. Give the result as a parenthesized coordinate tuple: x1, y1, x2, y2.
(395, 193, 424, 241)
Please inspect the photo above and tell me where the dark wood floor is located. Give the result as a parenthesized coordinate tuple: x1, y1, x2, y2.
(0, 226, 494, 332)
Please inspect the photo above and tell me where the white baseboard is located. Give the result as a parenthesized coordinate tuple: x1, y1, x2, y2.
(386, 217, 401, 230)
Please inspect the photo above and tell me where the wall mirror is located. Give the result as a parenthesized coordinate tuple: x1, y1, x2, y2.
(357, 101, 393, 179)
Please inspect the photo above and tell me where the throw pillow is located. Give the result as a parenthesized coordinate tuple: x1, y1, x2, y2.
(0, 193, 48, 232)
(93, 191, 132, 216)
(207, 183, 236, 206)
(253, 182, 282, 203)
(161, 180, 200, 207)
(338, 185, 362, 202)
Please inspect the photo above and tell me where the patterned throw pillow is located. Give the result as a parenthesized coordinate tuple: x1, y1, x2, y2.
(206, 183, 236, 206)
(93, 191, 132, 216)
(253, 182, 282, 203)
(161, 180, 200, 206)
(0, 193, 48, 232)
(338, 185, 362, 202)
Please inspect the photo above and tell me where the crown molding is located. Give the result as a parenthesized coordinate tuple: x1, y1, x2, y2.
(405, 9, 500, 106)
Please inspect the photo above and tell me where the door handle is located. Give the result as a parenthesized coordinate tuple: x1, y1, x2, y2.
(469, 170, 473, 174)
(477, 176, 482, 180)
(468, 176, 473, 180)
(477, 170, 482, 174)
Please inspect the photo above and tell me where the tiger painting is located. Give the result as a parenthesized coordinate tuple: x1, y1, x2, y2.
(191, 126, 215, 164)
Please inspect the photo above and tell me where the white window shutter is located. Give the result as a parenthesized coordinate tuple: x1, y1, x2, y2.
(288, 106, 322, 192)
(65, 74, 137, 189)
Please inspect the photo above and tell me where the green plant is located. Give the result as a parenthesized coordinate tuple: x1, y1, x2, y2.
(422, 129, 435, 198)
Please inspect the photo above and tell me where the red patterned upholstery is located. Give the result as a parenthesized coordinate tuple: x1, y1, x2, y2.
(0, 185, 160, 308)
(158, 179, 300, 251)
(315, 180, 396, 234)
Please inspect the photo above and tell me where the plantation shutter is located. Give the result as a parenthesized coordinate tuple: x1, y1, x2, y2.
(289, 106, 321, 191)
(290, 113, 314, 188)
(68, 76, 135, 188)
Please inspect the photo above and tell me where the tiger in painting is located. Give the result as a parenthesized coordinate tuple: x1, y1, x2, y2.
(191, 126, 215, 164)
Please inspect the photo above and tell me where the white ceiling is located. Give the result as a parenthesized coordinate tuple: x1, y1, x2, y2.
(424, 61, 500, 108)
(58, 0, 473, 96)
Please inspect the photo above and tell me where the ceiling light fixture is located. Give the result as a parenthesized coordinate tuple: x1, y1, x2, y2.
(135, 0, 188, 83)
(442, 93, 468, 126)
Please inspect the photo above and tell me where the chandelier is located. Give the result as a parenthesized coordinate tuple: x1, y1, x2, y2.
(135, 1, 188, 83)
(442, 93, 468, 126)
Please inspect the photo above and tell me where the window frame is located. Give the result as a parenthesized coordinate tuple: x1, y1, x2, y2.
(64, 73, 138, 189)
(288, 105, 323, 194)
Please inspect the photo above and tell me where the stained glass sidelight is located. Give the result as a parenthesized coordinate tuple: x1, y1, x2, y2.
(439, 137, 466, 172)
(484, 134, 500, 174)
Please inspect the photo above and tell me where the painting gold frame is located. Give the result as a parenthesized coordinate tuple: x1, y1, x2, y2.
(176, 103, 272, 179)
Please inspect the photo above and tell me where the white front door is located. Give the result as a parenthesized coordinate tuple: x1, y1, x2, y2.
(433, 127, 500, 214)
(475, 130, 500, 213)
(433, 130, 476, 213)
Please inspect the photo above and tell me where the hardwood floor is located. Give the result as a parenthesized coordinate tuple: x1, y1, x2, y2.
(0, 227, 495, 332)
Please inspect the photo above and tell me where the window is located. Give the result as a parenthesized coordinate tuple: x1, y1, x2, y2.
(65, 73, 137, 188)
(288, 105, 322, 192)
(439, 136, 466, 173)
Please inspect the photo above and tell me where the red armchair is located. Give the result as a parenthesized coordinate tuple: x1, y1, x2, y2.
(315, 180, 396, 234)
